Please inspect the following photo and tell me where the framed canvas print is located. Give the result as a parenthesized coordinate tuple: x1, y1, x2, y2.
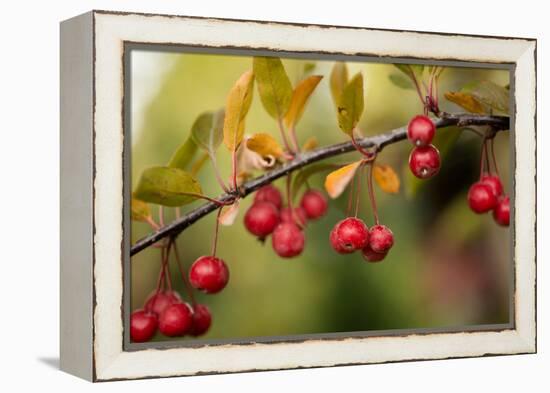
(60, 10, 537, 382)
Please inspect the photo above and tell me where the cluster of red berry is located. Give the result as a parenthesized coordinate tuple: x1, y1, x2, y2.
(407, 115, 441, 179)
(468, 174, 510, 226)
(244, 185, 328, 258)
(329, 218, 394, 262)
(130, 255, 229, 342)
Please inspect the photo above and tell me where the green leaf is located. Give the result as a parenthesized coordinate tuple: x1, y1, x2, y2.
(302, 62, 316, 76)
(462, 80, 509, 114)
(388, 73, 414, 90)
(223, 70, 255, 151)
(168, 137, 198, 170)
(253, 57, 293, 119)
(191, 109, 225, 155)
(330, 62, 348, 106)
(134, 166, 203, 207)
(336, 73, 364, 135)
(292, 163, 338, 198)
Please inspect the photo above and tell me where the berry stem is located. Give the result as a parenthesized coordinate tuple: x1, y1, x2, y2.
(172, 240, 197, 306)
(490, 137, 500, 177)
(484, 139, 491, 174)
(479, 138, 487, 179)
(211, 206, 223, 257)
(346, 170, 356, 217)
(354, 164, 364, 217)
(367, 162, 380, 225)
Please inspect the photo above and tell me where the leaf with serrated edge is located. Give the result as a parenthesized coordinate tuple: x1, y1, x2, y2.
(324, 161, 362, 199)
(131, 197, 151, 222)
(134, 166, 203, 207)
(373, 164, 400, 194)
(219, 200, 240, 226)
(337, 73, 364, 135)
(168, 136, 198, 170)
(302, 136, 318, 152)
(284, 75, 323, 128)
(253, 57, 293, 119)
(191, 109, 225, 155)
(330, 62, 348, 106)
(223, 70, 255, 151)
(444, 92, 485, 114)
(246, 133, 284, 158)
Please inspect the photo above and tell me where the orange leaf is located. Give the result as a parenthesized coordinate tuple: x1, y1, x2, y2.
(373, 164, 400, 194)
(302, 136, 318, 152)
(284, 75, 323, 128)
(324, 161, 362, 198)
(444, 91, 485, 114)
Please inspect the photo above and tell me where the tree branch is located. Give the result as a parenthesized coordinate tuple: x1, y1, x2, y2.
(131, 113, 509, 256)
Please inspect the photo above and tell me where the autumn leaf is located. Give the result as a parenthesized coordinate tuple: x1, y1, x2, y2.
(131, 197, 151, 222)
(444, 92, 485, 114)
(462, 80, 509, 114)
(324, 160, 362, 198)
(330, 62, 348, 106)
(246, 133, 284, 158)
(284, 75, 323, 128)
(223, 70, 255, 151)
(302, 136, 318, 152)
(337, 73, 364, 135)
(253, 57, 293, 120)
(373, 164, 400, 194)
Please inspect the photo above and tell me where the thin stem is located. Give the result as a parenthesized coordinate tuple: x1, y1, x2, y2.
(175, 207, 181, 220)
(351, 134, 376, 160)
(277, 117, 294, 153)
(231, 148, 238, 191)
(354, 164, 364, 217)
(346, 171, 356, 216)
(145, 216, 160, 231)
(159, 206, 165, 227)
(172, 241, 196, 306)
(479, 138, 487, 179)
(210, 153, 230, 193)
(408, 65, 426, 107)
(211, 207, 223, 257)
(484, 139, 491, 174)
(490, 137, 500, 177)
(289, 125, 301, 154)
(367, 163, 380, 225)
(183, 192, 235, 206)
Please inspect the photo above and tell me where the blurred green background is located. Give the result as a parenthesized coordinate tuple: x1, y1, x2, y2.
(130, 50, 511, 341)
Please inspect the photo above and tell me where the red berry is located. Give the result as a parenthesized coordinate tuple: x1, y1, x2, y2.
(300, 189, 328, 220)
(189, 256, 230, 294)
(409, 144, 441, 179)
(158, 303, 193, 337)
(144, 290, 181, 316)
(190, 304, 212, 336)
(254, 185, 282, 209)
(361, 244, 388, 263)
(280, 206, 308, 227)
(468, 182, 497, 213)
(271, 222, 305, 258)
(480, 174, 503, 198)
(493, 196, 510, 226)
(368, 225, 394, 253)
(244, 201, 280, 237)
(329, 217, 369, 254)
(130, 309, 158, 342)
(407, 115, 435, 146)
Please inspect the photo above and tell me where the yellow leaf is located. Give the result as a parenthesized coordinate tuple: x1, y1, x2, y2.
(131, 197, 151, 222)
(337, 73, 364, 135)
(444, 91, 485, 114)
(373, 164, 400, 194)
(246, 133, 284, 158)
(284, 75, 323, 128)
(223, 70, 255, 151)
(302, 136, 318, 152)
(330, 62, 349, 106)
(324, 161, 362, 199)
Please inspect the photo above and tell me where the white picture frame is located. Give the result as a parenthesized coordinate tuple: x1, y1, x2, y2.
(60, 10, 536, 382)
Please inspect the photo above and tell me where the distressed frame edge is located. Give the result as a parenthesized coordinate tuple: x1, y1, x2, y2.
(89, 11, 537, 382)
(59, 11, 95, 381)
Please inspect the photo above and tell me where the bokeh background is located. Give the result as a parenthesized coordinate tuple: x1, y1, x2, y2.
(130, 50, 511, 341)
